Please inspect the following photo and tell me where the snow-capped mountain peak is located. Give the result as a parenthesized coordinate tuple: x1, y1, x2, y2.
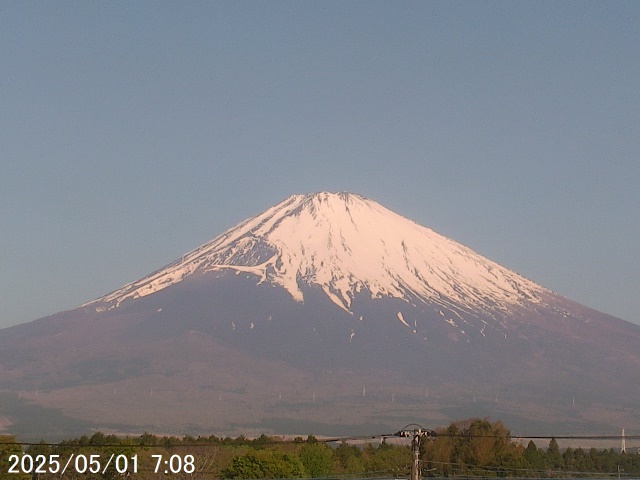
(7, 192, 640, 438)
(88, 192, 547, 315)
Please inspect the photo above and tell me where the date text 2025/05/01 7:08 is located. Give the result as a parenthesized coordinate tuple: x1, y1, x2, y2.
(7, 453, 196, 476)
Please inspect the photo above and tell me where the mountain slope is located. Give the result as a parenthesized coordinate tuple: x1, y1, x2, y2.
(1, 192, 639, 438)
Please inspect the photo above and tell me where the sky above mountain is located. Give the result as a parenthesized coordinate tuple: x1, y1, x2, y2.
(1, 2, 639, 328)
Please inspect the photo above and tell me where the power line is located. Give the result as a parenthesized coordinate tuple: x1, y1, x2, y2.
(3, 422, 638, 447)
(3, 434, 639, 448)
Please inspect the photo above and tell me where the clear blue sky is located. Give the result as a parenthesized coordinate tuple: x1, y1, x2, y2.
(1, 1, 638, 328)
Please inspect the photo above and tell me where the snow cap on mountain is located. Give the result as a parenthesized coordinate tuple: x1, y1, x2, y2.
(89, 192, 547, 314)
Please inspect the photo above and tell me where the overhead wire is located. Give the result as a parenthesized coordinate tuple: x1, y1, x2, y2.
(2, 431, 639, 447)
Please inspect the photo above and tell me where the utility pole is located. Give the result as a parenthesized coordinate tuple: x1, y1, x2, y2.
(411, 431, 420, 480)
(394, 425, 436, 480)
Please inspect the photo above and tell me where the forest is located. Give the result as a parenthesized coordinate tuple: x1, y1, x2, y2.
(1, 418, 639, 479)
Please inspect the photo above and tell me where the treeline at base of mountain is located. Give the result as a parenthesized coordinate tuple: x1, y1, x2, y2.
(2, 418, 639, 479)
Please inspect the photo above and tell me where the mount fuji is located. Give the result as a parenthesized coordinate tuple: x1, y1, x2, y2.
(1, 192, 639, 438)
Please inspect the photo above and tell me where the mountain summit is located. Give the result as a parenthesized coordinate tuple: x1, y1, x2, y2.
(89, 192, 546, 338)
(2, 192, 640, 438)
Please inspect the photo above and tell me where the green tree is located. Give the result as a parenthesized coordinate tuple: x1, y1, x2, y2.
(299, 442, 335, 478)
(524, 440, 544, 470)
(335, 441, 365, 474)
(422, 418, 521, 477)
(222, 450, 306, 479)
(547, 437, 561, 469)
(1, 436, 29, 480)
(363, 442, 410, 477)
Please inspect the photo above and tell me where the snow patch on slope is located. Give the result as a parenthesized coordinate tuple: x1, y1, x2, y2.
(396, 312, 410, 327)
